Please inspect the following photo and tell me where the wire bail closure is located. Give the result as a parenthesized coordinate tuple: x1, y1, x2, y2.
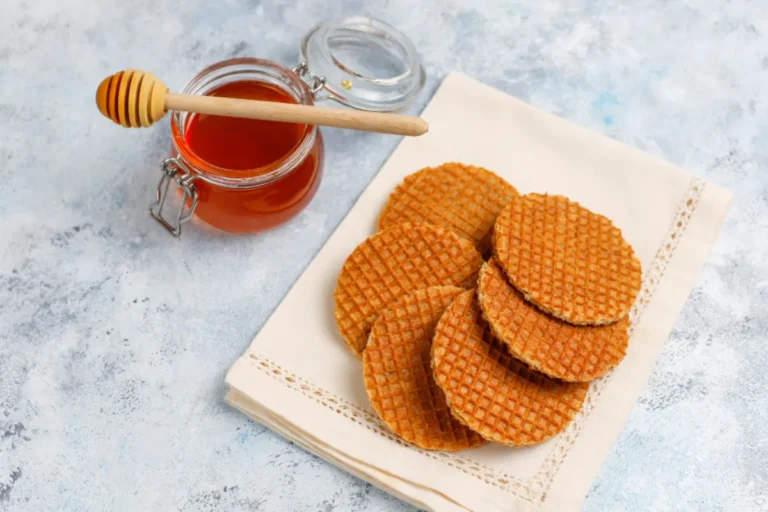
(149, 158, 199, 238)
(293, 61, 326, 98)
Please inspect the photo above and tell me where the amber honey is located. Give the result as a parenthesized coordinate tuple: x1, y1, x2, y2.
(149, 19, 424, 238)
(171, 72, 323, 234)
(186, 81, 304, 171)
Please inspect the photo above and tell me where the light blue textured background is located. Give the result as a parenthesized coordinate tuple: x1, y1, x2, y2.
(1, 1, 766, 510)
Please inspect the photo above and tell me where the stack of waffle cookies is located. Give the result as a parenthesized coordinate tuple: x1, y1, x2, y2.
(334, 163, 642, 450)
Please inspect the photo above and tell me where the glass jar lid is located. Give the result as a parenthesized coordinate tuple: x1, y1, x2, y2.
(299, 16, 426, 112)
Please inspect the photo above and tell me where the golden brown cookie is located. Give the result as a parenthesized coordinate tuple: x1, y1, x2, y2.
(363, 286, 487, 451)
(378, 163, 519, 253)
(334, 222, 483, 355)
(432, 290, 589, 446)
(478, 259, 630, 382)
(494, 193, 642, 325)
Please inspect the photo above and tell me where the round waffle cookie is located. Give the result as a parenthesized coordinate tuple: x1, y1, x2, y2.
(334, 222, 483, 355)
(494, 193, 642, 325)
(363, 286, 487, 451)
(478, 259, 630, 382)
(432, 290, 589, 446)
(378, 163, 519, 253)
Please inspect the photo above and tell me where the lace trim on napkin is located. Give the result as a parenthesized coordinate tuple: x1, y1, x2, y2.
(248, 355, 536, 500)
(533, 177, 705, 501)
(244, 177, 705, 505)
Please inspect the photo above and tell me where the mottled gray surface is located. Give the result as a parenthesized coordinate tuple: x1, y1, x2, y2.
(1, 0, 766, 510)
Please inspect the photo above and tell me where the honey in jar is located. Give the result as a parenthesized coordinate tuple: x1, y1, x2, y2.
(151, 17, 424, 237)
(175, 77, 323, 233)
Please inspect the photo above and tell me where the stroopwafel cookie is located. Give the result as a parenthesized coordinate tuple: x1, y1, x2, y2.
(494, 193, 642, 325)
(334, 222, 482, 355)
(478, 259, 630, 382)
(432, 290, 589, 446)
(363, 286, 487, 451)
(378, 163, 519, 253)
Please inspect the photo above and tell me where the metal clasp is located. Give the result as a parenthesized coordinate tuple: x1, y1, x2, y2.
(293, 61, 327, 97)
(149, 158, 199, 238)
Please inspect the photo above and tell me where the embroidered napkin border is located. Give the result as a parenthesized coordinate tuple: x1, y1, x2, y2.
(238, 176, 705, 505)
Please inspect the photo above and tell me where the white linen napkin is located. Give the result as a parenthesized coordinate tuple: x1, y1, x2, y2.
(225, 72, 732, 512)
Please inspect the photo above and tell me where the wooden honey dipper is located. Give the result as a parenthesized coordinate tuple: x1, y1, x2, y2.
(96, 70, 428, 136)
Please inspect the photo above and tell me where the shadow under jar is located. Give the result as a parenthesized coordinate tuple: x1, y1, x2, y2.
(150, 16, 425, 237)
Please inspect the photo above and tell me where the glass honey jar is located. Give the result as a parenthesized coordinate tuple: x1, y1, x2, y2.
(150, 15, 425, 237)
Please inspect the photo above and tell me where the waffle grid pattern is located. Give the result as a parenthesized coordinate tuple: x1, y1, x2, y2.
(334, 222, 482, 354)
(242, 178, 705, 503)
(246, 353, 537, 502)
(378, 163, 519, 253)
(478, 259, 630, 382)
(494, 193, 642, 325)
(363, 286, 487, 451)
(432, 290, 589, 446)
